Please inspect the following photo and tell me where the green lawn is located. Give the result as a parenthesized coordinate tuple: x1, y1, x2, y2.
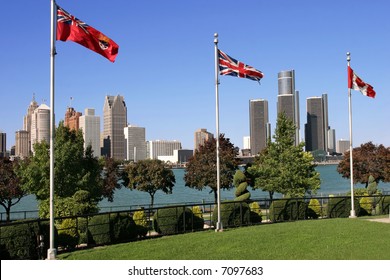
(58, 218, 390, 260)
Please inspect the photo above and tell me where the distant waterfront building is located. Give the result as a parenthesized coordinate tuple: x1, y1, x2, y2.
(277, 70, 300, 145)
(147, 140, 182, 159)
(124, 125, 147, 161)
(158, 149, 193, 164)
(79, 108, 101, 157)
(30, 104, 50, 154)
(64, 107, 82, 131)
(103, 95, 127, 160)
(249, 99, 269, 156)
(194, 128, 213, 151)
(15, 130, 29, 158)
(337, 139, 350, 154)
(305, 94, 329, 152)
(328, 129, 336, 154)
(0, 131, 6, 158)
(23, 94, 39, 153)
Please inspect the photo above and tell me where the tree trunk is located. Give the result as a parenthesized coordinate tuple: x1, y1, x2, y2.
(150, 193, 155, 208)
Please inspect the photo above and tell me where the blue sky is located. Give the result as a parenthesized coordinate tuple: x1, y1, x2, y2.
(1, 0, 389, 151)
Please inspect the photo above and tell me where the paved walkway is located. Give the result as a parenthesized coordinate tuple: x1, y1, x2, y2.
(366, 218, 390, 223)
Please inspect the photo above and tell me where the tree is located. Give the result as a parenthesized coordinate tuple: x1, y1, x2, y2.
(100, 157, 127, 202)
(125, 159, 175, 207)
(17, 122, 104, 217)
(0, 158, 26, 222)
(337, 142, 390, 186)
(184, 134, 240, 203)
(247, 113, 320, 199)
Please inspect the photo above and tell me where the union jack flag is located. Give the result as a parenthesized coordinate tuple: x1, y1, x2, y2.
(218, 49, 263, 82)
(57, 6, 90, 35)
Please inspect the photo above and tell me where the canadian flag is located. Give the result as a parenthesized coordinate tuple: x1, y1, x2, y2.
(348, 66, 376, 98)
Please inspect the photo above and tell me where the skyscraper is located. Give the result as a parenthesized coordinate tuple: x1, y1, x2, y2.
(124, 125, 147, 161)
(103, 95, 127, 160)
(64, 107, 82, 131)
(249, 99, 269, 156)
(305, 94, 329, 152)
(277, 70, 300, 145)
(194, 128, 213, 151)
(30, 104, 50, 154)
(0, 131, 6, 158)
(15, 130, 29, 158)
(147, 140, 182, 159)
(79, 108, 101, 157)
(23, 94, 38, 153)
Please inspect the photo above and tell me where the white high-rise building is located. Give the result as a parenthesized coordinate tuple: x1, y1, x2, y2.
(79, 108, 101, 157)
(31, 104, 50, 153)
(124, 125, 146, 161)
(147, 140, 182, 159)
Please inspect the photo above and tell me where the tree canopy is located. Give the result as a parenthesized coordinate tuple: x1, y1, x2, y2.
(125, 159, 175, 207)
(0, 158, 26, 222)
(17, 122, 104, 217)
(337, 141, 390, 186)
(184, 134, 240, 203)
(247, 113, 320, 199)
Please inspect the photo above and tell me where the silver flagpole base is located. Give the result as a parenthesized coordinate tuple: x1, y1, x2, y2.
(215, 222, 223, 232)
(47, 248, 57, 260)
(349, 210, 357, 218)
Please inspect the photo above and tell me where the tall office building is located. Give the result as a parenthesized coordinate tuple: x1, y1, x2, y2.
(147, 140, 182, 159)
(328, 129, 336, 154)
(194, 128, 214, 151)
(277, 70, 300, 145)
(64, 107, 82, 131)
(0, 131, 6, 158)
(249, 99, 269, 156)
(305, 94, 329, 152)
(23, 94, 39, 153)
(103, 95, 127, 160)
(15, 130, 30, 158)
(30, 104, 50, 154)
(124, 125, 147, 161)
(79, 108, 101, 157)
(337, 139, 350, 154)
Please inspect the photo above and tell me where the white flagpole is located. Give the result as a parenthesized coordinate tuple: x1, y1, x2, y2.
(47, 0, 57, 259)
(347, 52, 356, 218)
(214, 33, 222, 231)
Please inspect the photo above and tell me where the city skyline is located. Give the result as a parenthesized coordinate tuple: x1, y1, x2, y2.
(1, 1, 389, 151)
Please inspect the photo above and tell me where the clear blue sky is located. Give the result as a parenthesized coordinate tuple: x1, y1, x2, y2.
(1, 0, 389, 151)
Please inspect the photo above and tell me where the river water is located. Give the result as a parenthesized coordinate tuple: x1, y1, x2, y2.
(8, 165, 390, 213)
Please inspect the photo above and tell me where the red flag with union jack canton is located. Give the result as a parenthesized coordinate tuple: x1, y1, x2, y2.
(57, 5, 119, 62)
(218, 49, 263, 81)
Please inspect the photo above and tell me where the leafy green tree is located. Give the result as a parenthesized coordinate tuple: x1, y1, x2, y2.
(125, 159, 175, 207)
(0, 158, 26, 222)
(247, 113, 320, 199)
(184, 134, 240, 203)
(337, 142, 390, 186)
(17, 122, 104, 217)
(100, 157, 127, 202)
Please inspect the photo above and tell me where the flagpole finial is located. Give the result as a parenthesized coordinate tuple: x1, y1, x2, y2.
(347, 52, 351, 62)
(214, 33, 218, 43)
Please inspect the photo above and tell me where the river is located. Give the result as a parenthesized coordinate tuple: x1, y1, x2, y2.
(7, 164, 390, 213)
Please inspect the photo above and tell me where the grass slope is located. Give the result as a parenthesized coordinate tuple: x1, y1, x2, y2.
(59, 218, 390, 260)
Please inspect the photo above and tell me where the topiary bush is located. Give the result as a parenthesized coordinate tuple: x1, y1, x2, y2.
(307, 198, 322, 219)
(327, 196, 360, 218)
(153, 207, 204, 235)
(212, 201, 251, 228)
(359, 196, 374, 216)
(56, 218, 79, 249)
(269, 199, 307, 222)
(87, 213, 137, 246)
(249, 201, 262, 223)
(133, 209, 149, 238)
(233, 170, 251, 202)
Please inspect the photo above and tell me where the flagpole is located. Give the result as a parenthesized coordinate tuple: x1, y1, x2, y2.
(48, 0, 57, 259)
(214, 33, 222, 231)
(347, 52, 356, 218)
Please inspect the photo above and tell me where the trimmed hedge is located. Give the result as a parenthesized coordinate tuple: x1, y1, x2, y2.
(153, 207, 204, 235)
(212, 202, 251, 228)
(327, 197, 360, 218)
(87, 213, 137, 246)
(269, 199, 307, 222)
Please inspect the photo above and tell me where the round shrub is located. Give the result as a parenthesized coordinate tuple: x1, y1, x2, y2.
(359, 196, 373, 216)
(249, 201, 262, 223)
(307, 198, 322, 219)
(153, 207, 204, 235)
(269, 199, 307, 222)
(133, 209, 148, 238)
(56, 218, 79, 249)
(212, 201, 251, 228)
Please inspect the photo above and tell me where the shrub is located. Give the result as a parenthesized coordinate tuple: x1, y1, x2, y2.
(87, 213, 137, 246)
(269, 199, 307, 222)
(133, 209, 148, 238)
(192, 206, 203, 220)
(153, 207, 204, 235)
(249, 201, 262, 223)
(376, 195, 390, 215)
(56, 218, 79, 249)
(359, 196, 373, 216)
(212, 201, 251, 228)
(327, 196, 360, 218)
(307, 198, 322, 219)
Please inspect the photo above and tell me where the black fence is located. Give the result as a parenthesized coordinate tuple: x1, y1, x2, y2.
(1, 194, 389, 259)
